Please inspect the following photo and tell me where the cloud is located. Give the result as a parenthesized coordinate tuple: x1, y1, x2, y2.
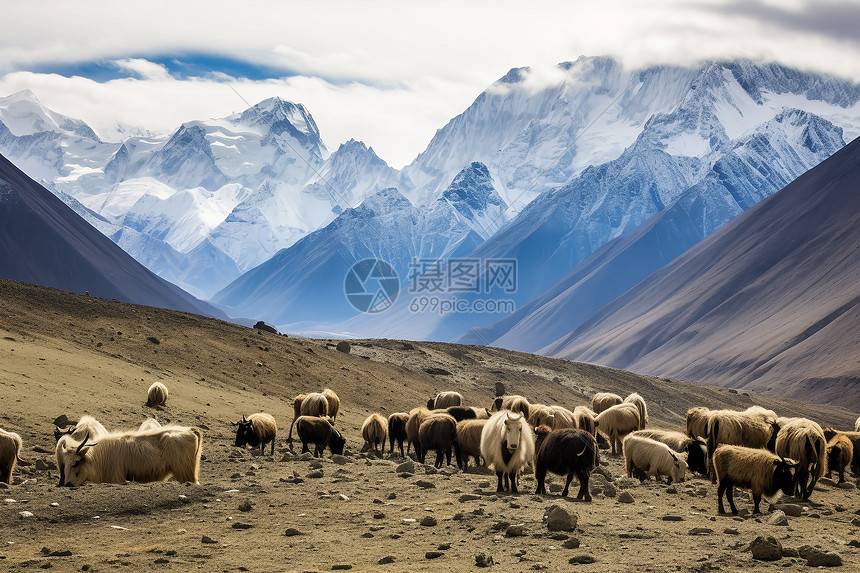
(3, 1, 860, 169)
(113, 58, 172, 81)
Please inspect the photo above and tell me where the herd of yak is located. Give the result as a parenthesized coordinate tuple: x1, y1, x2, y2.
(1, 381, 859, 516)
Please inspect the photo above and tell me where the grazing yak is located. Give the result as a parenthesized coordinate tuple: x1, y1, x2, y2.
(825, 432, 854, 484)
(295, 416, 345, 458)
(59, 426, 203, 487)
(405, 407, 432, 462)
(772, 417, 826, 499)
(445, 406, 491, 422)
(591, 392, 623, 415)
(387, 413, 409, 457)
(534, 428, 598, 500)
(623, 393, 648, 429)
(705, 410, 776, 481)
(595, 402, 640, 455)
(491, 395, 531, 418)
(713, 444, 797, 515)
(623, 434, 687, 485)
(418, 413, 460, 468)
(322, 388, 340, 422)
(480, 410, 535, 493)
(0, 428, 24, 485)
(287, 392, 329, 445)
(427, 391, 463, 410)
(630, 429, 708, 476)
(361, 413, 388, 454)
(456, 419, 489, 471)
(146, 381, 169, 407)
(233, 413, 278, 455)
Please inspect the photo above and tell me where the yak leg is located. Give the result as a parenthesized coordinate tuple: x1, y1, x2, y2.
(577, 469, 591, 501)
(496, 471, 505, 492)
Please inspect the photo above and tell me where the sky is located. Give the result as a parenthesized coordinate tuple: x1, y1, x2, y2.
(2, 0, 860, 169)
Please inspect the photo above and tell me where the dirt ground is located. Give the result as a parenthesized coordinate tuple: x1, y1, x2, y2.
(1, 278, 859, 572)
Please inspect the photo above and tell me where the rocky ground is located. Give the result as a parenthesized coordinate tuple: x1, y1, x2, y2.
(1, 278, 859, 572)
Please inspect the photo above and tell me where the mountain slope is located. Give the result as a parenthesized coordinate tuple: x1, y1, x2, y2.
(0, 152, 224, 318)
(460, 109, 846, 351)
(544, 136, 860, 408)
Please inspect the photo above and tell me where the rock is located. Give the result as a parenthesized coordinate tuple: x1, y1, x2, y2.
(475, 553, 495, 568)
(53, 414, 71, 427)
(774, 503, 802, 517)
(562, 537, 581, 549)
(665, 486, 677, 494)
(201, 535, 218, 544)
(688, 528, 713, 535)
(549, 483, 564, 494)
(617, 491, 634, 504)
(750, 536, 783, 561)
(420, 516, 437, 527)
(238, 501, 252, 512)
(458, 494, 481, 502)
(19, 510, 34, 518)
(806, 550, 843, 567)
(425, 551, 444, 559)
(414, 480, 436, 489)
(330, 455, 350, 465)
(662, 515, 684, 521)
(396, 460, 414, 473)
(284, 528, 303, 536)
(231, 522, 252, 529)
(602, 482, 617, 498)
(332, 564, 353, 570)
(307, 470, 324, 479)
(568, 555, 596, 564)
(424, 367, 451, 376)
(766, 510, 788, 526)
(505, 524, 527, 537)
(848, 540, 860, 548)
(837, 482, 856, 490)
(723, 528, 739, 535)
(35, 459, 56, 471)
(377, 556, 395, 565)
(545, 506, 577, 532)
(336, 341, 351, 353)
(781, 547, 799, 558)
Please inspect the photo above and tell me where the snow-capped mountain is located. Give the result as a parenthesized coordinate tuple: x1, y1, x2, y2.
(458, 108, 847, 351)
(400, 57, 702, 210)
(0, 151, 224, 318)
(212, 161, 503, 327)
(541, 135, 860, 408)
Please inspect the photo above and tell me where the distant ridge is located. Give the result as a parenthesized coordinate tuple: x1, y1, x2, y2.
(545, 136, 860, 409)
(0, 152, 225, 319)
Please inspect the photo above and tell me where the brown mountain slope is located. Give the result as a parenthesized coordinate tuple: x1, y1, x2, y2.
(1, 278, 859, 571)
(546, 137, 860, 409)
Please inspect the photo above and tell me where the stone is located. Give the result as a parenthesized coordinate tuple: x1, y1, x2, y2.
(562, 538, 581, 549)
(284, 528, 303, 536)
(458, 494, 481, 502)
(568, 555, 596, 564)
(475, 553, 495, 568)
(420, 516, 437, 527)
(661, 515, 684, 521)
(806, 550, 843, 567)
(414, 480, 436, 489)
(545, 506, 577, 532)
(425, 551, 444, 559)
(307, 470, 324, 479)
(766, 510, 788, 526)
(688, 528, 713, 535)
(201, 535, 217, 544)
(336, 341, 351, 353)
(774, 503, 802, 517)
(377, 556, 395, 565)
(750, 536, 783, 561)
(617, 491, 634, 504)
(332, 564, 352, 570)
(505, 524, 527, 537)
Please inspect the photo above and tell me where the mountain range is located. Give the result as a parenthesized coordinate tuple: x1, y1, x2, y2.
(2, 56, 860, 407)
(545, 135, 860, 409)
(0, 152, 224, 319)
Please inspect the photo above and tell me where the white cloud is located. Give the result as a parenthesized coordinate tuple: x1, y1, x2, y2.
(2, 1, 860, 168)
